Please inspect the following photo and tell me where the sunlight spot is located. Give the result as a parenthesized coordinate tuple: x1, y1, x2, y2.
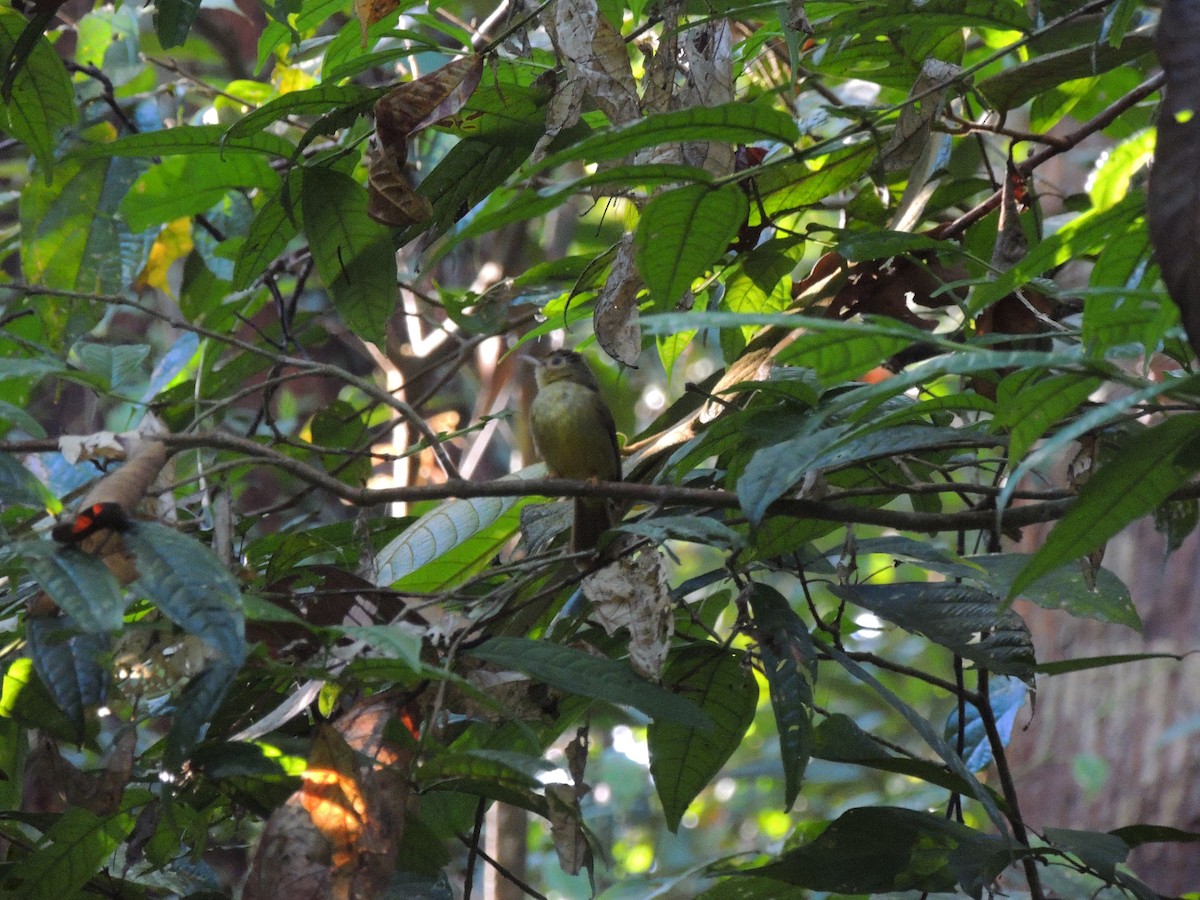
(853, 612, 884, 639)
(612, 725, 649, 766)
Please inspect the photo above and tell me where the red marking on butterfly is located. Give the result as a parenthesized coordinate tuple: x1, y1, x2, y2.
(52, 502, 132, 544)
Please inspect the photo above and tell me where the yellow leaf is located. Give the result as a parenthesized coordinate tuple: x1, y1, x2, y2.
(135, 218, 193, 295)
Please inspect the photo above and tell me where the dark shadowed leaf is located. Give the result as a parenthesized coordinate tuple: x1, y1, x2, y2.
(746, 806, 1009, 897)
(1010, 414, 1200, 598)
(830, 582, 1035, 680)
(124, 522, 245, 666)
(468, 637, 714, 730)
(647, 643, 757, 831)
(747, 585, 816, 810)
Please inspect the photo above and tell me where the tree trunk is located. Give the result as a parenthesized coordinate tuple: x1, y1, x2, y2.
(1008, 517, 1200, 894)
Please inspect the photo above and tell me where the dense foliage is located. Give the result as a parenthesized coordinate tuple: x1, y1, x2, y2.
(1, 0, 1198, 896)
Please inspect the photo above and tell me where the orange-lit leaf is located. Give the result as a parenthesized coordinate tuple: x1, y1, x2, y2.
(354, 0, 404, 47)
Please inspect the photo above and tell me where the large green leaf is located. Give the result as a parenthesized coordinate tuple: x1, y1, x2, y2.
(647, 643, 757, 831)
(750, 144, 874, 225)
(300, 168, 397, 346)
(534, 102, 799, 172)
(830, 582, 1035, 680)
(634, 183, 748, 309)
(992, 371, 1101, 463)
(154, 0, 203, 48)
(0, 8, 76, 177)
(747, 585, 815, 811)
(120, 153, 281, 232)
(6, 807, 132, 900)
(1010, 414, 1200, 598)
(22, 541, 127, 633)
(25, 616, 109, 738)
(968, 193, 1145, 313)
(20, 155, 152, 299)
(375, 468, 540, 592)
(233, 174, 303, 291)
(746, 806, 1009, 897)
(124, 523, 245, 666)
(738, 423, 996, 527)
(223, 83, 382, 139)
(468, 637, 714, 731)
(976, 27, 1154, 111)
(397, 127, 544, 245)
(968, 553, 1138, 628)
(76, 125, 297, 160)
(813, 714, 990, 799)
(165, 658, 241, 769)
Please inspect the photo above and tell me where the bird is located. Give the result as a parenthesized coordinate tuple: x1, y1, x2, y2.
(528, 349, 622, 561)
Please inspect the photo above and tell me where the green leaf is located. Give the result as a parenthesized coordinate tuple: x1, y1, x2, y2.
(634, 183, 748, 308)
(154, 0, 203, 48)
(0, 452, 51, 504)
(617, 514, 746, 551)
(300, 168, 397, 346)
(966, 553, 1139, 629)
(0, 8, 77, 177)
(993, 371, 1100, 462)
(997, 375, 1199, 518)
(1109, 823, 1200, 848)
(647, 643, 757, 831)
(976, 27, 1153, 112)
(25, 616, 109, 737)
(21, 155, 152, 298)
(824, 642, 1009, 834)
(121, 153, 280, 232)
(75, 124, 297, 160)
(22, 541, 127, 632)
(336, 624, 422, 672)
(968, 193, 1144, 313)
(224, 84, 381, 139)
(8, 807, 131, 900)
(534, 102, 799, 171)
(165, 659, 240, 769)
(751, 144, 874, 225)
(233, 173, 303, 291)
(450, 163, 712, 248)
(747, 585, 815, 811)
(747, 806, 1008, 896)
(467, 637, 714, 730)
(124, 522, 246, 666)
(1010, 414, 1200, 598)
(397, 128, 544, 245)
(375, 468, 540, 591)
(831, 582, 1035, 680)
(1043, 828, 1128, 878)
(813, 714, 988, 800)
(738, 423, 995, 528)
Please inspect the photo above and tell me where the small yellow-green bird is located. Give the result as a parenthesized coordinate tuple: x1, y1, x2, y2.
(529, 349, 622, 558)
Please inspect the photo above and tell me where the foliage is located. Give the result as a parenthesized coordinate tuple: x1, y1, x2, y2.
(0, 0, 1198, 896)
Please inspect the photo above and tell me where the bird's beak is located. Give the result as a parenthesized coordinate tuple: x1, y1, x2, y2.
(520, 354, 545, 368)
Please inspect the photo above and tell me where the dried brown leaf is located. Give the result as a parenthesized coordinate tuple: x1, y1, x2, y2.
(582, 551, 673, 680)
(546, 0, 640, 127)
(594, 234, 642, 365)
